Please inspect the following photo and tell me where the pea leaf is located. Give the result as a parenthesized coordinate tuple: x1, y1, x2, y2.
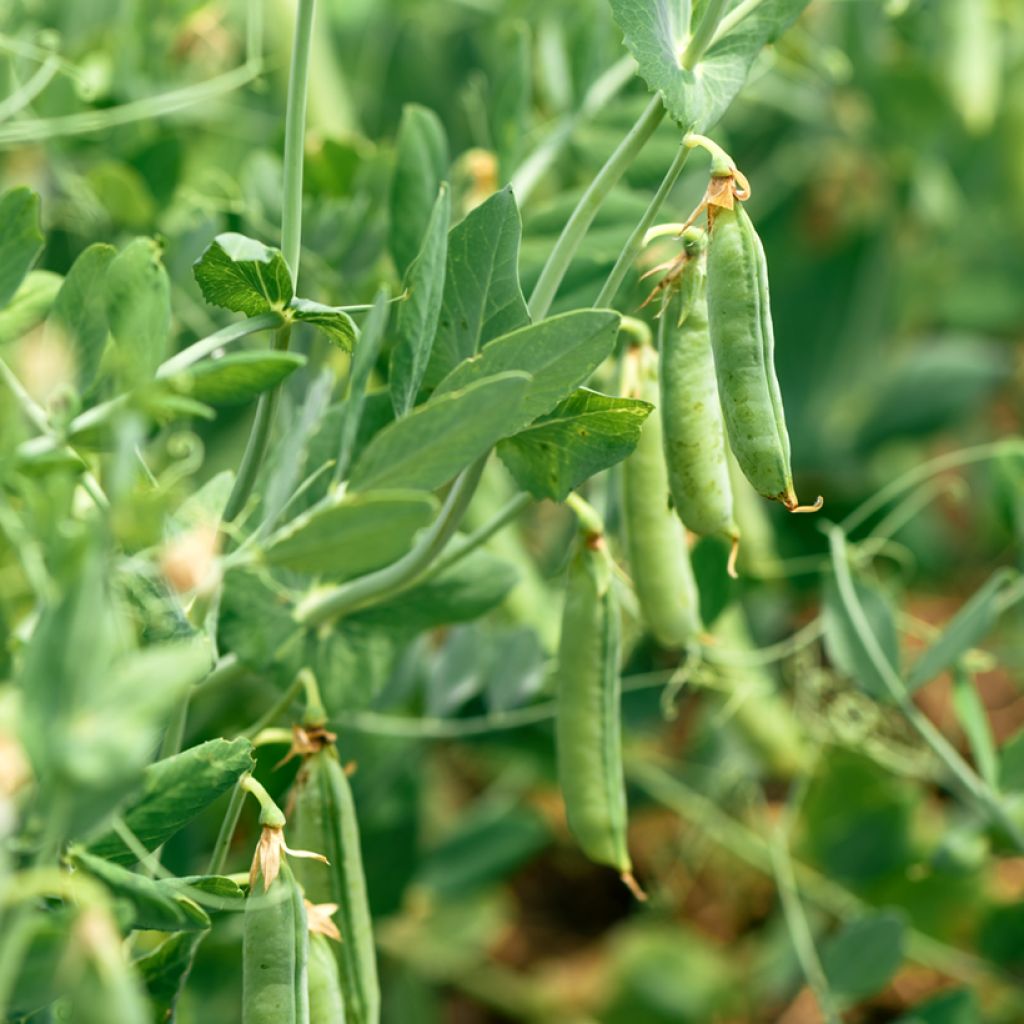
(86, 737, 254, 862)
(893, 989, 977, 1024)
(433, 310, 620, 434)
(106, 237, 172, 381)
(0, 186, 44, 308)
(289, 297, 358, 351)
(349, 549, 520, 630)
(45, 244, 115, 392)
(0, 269, 61, 345)
(192, 232, 293, 316)
(821, 912, 906, 1003)
(821, 570, 900, 702)
(348, 371, 532, 492)
(263, 490, 440, 577)
(390, 183, 450, 415)
(609, 0, 811, 131)
(951, 666, 998, 788)
(389, 104, 449, 277)
(70, 849, 210, 932)
(425, 187, 531, 386)
(337, 289, 390, 481)
(135, 933, 204, 1024)
(8, 909, 75, 1017)
(498, 388, 652, 501)
(906, 568, 1017, 692)
(170, 350, 306, 405)
(218, 569, 301, 671)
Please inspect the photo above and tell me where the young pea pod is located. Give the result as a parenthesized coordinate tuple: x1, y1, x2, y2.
(243, 861, 310, 1024)
(658, 234, 740, 562)
(290, 747, 379, 1024)
(621, 339, 703, 648)
(554, 529, 641, 896)
(308, 931, 347, 1023)
(706, 196, 819, 513)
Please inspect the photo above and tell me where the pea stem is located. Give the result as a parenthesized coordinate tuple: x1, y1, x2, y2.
(565, 492, 605, 538)
(240, 775, 287, 828)
(682, 0, 732, 68)
(208, 779, 249, 875)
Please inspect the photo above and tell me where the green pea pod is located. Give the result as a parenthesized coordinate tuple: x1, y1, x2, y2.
(308, 931, 347, 1023)
(243, 862, 310, 1024)
(659, 259, 740, 557)
(621, 341, 703, 648)
(706, 201, 820, 513)
(291, 747, 379, 1024)
(555, 534, 641, 896)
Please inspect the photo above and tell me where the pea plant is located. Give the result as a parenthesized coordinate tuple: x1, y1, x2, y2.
(3, 0, 1024, 1021)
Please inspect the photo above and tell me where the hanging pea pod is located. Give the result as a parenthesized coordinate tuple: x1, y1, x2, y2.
(657, 228, 740, 572)
(705, 173, 821, 514)
(554, 511, 643, 898)
(290, 733, 379, 1024)
(242, 860, 310, 1024)
(621, 330, 703, 648)
(307, 929, 347, 1022)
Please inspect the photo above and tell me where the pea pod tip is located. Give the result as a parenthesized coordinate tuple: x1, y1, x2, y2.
(620, 870, 648, 902)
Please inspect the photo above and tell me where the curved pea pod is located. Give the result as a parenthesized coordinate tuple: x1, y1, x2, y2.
(308, 931, 347, 1022)
(554, 534, 641, 896)
(659, 271, 740, 551)
(290, 748, 379, 1024)
(706, 201, 820, 513)
(243, 861, 310, 1024)
(621, 342, 703, 648)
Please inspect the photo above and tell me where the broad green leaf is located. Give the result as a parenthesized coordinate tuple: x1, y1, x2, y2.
(0, 269, 61, 345)
(192, 232, 293, 316)
(316, 621, 406, 713)
(106, 237, 171, 381)
(609, 0, 811, 131)
(0, 186, 44, 308)
(821, 912, 906, 1003)
(349, 371, 532, 492)
(390, 183, 451, 415)
(87, 737, 255, 863)
(951, 666, 998, 787)
(389, 104, 449, 277)
(264, 489, 440, 577)
(906, 568, 1017, 692)
(8, 909, 74, 1017)
(289, 297, 357, 351)
(218, 569, 301, 670)
(135, 933, 204, 1024)
(426, 187, 530, 386)
(491, 21, 532, 178)
(350, 549, 519, 630)
(434, 310, 620, 435)
(893, 989, 977, 1024)
(45, 244, 115, 392)
(337, 289, 390, 480)
(170, 350, 306, 405)
(70, 849, 210, 932)
(498, 388, 651, 501)
(821, 571, 900, 701)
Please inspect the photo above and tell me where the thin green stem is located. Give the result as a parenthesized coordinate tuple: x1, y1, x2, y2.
(296, 454, 489, 626)
(242, 673, 306, 739)
(527, 95, 666, 320)
(158, 311, 284, 378)
(200, 652, 246, 690)
(595, 141, 692, 308)
(682, 0, 731, 67)
(711, 0, 770, 46)
(208, 778, 249, 875)
(240, 775, 286, 827)
(159, 697, 191, 761)
(426, 491, 532, 580)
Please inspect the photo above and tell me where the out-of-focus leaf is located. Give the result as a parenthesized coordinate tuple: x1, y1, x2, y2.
(8, 908, 74, 1017)
(609, 0, 811, 131)
(498, 388, 650, 501)
(425, 187, 530, 386)
(218, 569, 300, 670)
(390, 183, 450, 415)
(389, 104, 449, 278)
(822, 572, 900, 701)
(289, 297, 357, 350)
(0, 269, 61, 345)
(0, 186, 44, 308)
(87, 738, 255, 863)
(893, 988, 978, 1024)
(105, 237, 171, 381)
(192, 232, 292, 316)
(170, 350, 306, 405)
(349, 371, 531, 492)
(943, 0, 1001, 135)
(951, 666, 998, 787)
(433, 310, 620, 434)
(45, 245, 115, 392)
(820, 911, 906, 1002)
(135, 933, 204, 1024)
(70, 849, 210, 932)
(906, 568, 1017, 691)
(978, 902, 1024, 974)
(263, 489, 439, 577)
(316, 622, 406, 714)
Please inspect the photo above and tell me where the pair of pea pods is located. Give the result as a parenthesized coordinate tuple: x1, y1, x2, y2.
(242, 744, 378, 1024)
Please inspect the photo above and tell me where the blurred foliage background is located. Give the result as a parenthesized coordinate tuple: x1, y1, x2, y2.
(4, 0, 1024, 1021)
